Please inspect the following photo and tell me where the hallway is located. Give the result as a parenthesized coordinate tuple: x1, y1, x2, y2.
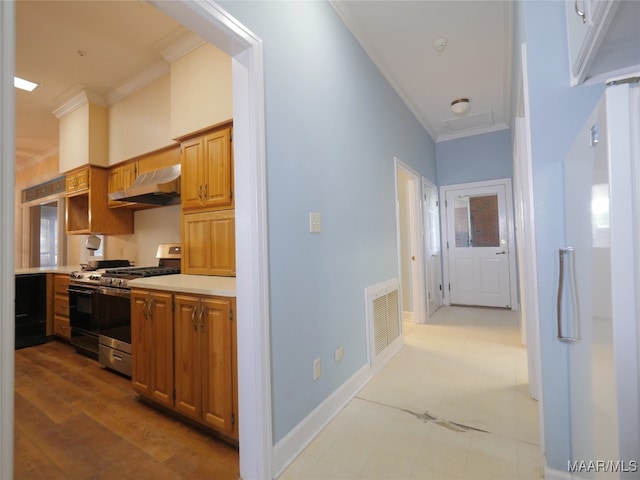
(280, 306, 541, 479)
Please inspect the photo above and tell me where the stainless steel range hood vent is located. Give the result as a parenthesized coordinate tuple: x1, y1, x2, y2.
(109, 165, 181, 205)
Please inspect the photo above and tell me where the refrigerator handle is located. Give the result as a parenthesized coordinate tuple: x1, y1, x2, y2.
(557, 247, 580, 343)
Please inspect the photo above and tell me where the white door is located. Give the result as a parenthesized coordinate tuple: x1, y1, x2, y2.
(445, 183, 511, 308)
(423, 179, 442, 316)
(563, 82, 640, 477)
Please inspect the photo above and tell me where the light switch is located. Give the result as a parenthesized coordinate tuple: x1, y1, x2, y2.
(309, 212, 322, 233)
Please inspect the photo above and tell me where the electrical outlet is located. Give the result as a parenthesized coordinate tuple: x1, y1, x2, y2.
(313, 358, 321, 380)
(335, 346, 344, 362)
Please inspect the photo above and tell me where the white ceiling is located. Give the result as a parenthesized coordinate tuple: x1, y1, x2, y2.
(331, 0, 513, 142)
(15, 1, 512, 167)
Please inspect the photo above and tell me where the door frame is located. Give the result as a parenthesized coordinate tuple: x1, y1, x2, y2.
(394, 158, 427, 325)
(1, 2, 273, 479)
(440, 178, 518, 310)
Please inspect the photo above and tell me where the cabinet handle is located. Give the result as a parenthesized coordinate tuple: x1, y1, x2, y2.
(191, 307, 197, 331)
(199, 306, 205, 332)
(204, 184, 208, 201)
(198, 185, 203, 203)
(574, 0, 586, 23)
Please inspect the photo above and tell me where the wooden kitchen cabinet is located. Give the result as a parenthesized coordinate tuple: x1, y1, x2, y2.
(65, 165, 133, 234)
(65, 166, 90, 193)
(173, 294, 237, 439)
(53, 274, 70, 340)
(180, 123, 233, 211)
(182, 209, 236, 276)
(107, 161, 138, 208)
(131, 289, 174, 408)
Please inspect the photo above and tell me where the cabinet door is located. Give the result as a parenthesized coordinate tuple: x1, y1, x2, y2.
(149, 292, 174, 407)
(66, 167, 90, 193)
(202, 127, 233, 209)
(108, 162, 138, 207)
(181, 138, 206, 209)
(200, 297, 234, 434)
(182, 210, 236, 276)
(131, 290, 173, 407)
(173, 294, 202, 420)
(131, 291, 151, 395)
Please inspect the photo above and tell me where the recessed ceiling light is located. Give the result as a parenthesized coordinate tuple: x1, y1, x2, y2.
(14, 76, 39, 92)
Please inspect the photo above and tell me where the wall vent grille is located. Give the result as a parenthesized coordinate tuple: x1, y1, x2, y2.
(366, 279, 401, 363)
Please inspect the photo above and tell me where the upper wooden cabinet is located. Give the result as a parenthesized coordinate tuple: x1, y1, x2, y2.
(182, 209, 236, 277)
(181, 123, 233, 212)
(65, 166, 133, 235)
(66, 167, 91, 193)
(107, 161, 138, 208)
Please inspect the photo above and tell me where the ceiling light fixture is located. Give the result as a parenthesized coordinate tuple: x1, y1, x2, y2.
(450, 98, 470, 114)
(14, 76, 39, 92)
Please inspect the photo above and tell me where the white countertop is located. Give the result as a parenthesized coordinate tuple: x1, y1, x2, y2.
(15, 265, 81, 275)
(127, 274, 236, 297)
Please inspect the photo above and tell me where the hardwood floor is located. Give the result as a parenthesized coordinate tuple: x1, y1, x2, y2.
(14, 340, 239, 480)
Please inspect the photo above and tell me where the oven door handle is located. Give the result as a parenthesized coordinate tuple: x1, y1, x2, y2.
(68, 286, 98, 295)
(97, 286, 131, 299)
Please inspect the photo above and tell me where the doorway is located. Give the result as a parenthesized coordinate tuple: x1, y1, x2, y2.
(440, 179, 517, 309)
(396, 160, 426, 324)
(422, 179, 442, 316)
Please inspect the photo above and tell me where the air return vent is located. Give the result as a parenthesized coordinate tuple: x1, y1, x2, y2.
(365, 279, 401, 365)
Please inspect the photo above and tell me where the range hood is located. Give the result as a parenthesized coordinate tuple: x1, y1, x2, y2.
(109, 165, 181, 205)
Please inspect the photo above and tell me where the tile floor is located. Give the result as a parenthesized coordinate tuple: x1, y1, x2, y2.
(280, 306, 542, 480)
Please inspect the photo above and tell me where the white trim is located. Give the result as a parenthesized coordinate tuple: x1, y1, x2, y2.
(544, 466, 573, 480)
(519, 42, 546, 468)
(272, 364, 370, 478)
(439, 178, 518, 310)
(436, 122, 510, 143)
(147, 2, 272, 479)
(272, 336, 403, 478)
(394, 158, 427, 325)
(0, 1, 15, 478)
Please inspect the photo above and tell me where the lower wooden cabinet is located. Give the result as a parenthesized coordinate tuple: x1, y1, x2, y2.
(174, 294, 236, 437)
(131, 289, 174, 408)
(131, 288, 237, 440)
(53, 274, 70, 340)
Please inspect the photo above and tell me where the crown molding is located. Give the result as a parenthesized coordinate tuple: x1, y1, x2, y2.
(105, 60, 170, 105)
(160, 30, 206, 63)
(16, 145, 59, 172)
(436, 123, 510, 143)
(51, 88, 106, 119)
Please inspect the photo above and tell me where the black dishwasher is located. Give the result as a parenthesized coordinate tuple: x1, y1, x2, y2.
(15, 274, 47, 349)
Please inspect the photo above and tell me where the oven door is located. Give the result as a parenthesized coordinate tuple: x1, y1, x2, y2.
(96, 286, 132, 377)
(96, 286, 131, 344)
(68, 283, 100, 358)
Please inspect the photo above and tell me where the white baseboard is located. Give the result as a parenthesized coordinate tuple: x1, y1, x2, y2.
(271, 364, 371, 477)
(544, 466, 572, 480)
(272, 337, 404, 478)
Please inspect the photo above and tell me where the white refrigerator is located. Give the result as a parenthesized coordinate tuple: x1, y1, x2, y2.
(561, 81, 640, 478)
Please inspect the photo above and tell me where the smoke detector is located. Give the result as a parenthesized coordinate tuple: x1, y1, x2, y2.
(433, 38, 448, 52)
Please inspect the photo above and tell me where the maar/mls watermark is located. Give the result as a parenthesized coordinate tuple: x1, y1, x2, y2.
(568, 460, 639, 473)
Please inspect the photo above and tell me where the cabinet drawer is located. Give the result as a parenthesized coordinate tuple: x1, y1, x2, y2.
(54, 275, 69, 294)
(54, 293, 69, 317)
(54, 315, 70, 339)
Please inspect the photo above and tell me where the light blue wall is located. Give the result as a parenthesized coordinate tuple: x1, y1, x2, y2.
(436, 129, 513, 186)
(218, 0, 436, 442)
(514, 0, 605, 471)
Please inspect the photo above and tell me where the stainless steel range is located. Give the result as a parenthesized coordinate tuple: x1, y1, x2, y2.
(68, 244, 181, 377)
